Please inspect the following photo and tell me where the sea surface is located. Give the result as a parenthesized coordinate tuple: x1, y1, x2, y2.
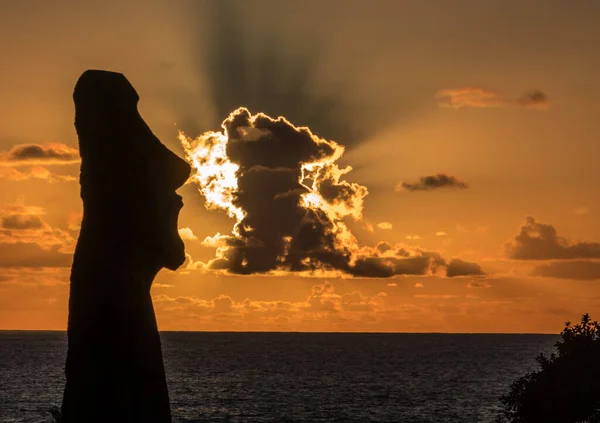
(0, 332, 557, 422)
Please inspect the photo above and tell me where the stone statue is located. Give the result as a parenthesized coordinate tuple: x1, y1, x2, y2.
(60, 70, 190, 422)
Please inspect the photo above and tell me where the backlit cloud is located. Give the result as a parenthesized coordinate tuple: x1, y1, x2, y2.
(397, 173, 468, 192)
(377, 222, 393, 230)
(180, 108, 484, 279)
(436, 87, 550, 110)
(178, 227, 198, 242)
(0, 143, 80, 166)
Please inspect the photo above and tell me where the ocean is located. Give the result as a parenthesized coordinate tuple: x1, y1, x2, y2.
(0, 332, 556, 422)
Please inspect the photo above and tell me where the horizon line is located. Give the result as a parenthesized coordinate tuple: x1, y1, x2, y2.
(0, 329, 560, 335)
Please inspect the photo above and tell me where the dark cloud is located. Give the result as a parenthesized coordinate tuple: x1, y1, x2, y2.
(516, 90, 550, 109)
(350, 252, 446, 278)
(183, 108, 482, 278)
(446, 259, 485, 277)
(1, 214, 44, 230)
(507, 217, 600, 260)
(398, 173, 468, 191)
(192, 0, 401, 147)
(532, 260, 600, 280)
(0, 143, 80, 166)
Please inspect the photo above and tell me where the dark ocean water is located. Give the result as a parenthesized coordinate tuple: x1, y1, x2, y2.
(0, 332, 557, 422)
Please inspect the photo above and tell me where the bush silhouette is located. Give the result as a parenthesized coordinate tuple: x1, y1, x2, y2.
(498, 314, 600, 423)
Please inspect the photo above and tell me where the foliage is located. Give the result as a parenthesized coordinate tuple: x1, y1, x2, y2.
(498, 314, 600, 423)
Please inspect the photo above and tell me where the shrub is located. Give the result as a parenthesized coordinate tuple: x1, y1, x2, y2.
(498, 314, 600, 423)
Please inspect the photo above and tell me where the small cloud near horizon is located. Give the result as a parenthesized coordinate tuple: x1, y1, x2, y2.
(435, 87, 550, 110)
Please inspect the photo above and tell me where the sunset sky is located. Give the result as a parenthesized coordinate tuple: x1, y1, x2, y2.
(1, 0, 599, 332)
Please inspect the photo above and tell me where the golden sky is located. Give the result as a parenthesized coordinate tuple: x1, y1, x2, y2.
(1, 0, 600, 332)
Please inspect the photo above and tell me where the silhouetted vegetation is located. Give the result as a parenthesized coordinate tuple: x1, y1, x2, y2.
(498, 314, 600, 423)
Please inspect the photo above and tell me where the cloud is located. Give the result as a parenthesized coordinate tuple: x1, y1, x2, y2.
(153, 281, 386, 325)
(397, 173, 468, 191)
(0, 267, 69, 287)
(377, 222, 392, 230)
(516, 90, 551, 110)
(531, 260, 600, 281)
(446, 259, 485, 278)
(0, 166, 76, 183)
(436, 231, 448, 237)
(180, 108, 486, 279)
(435, 87, 550, 110)
(1, 214, 44, 230)
(0, 199, 75, 267)
(67, 212, 83, 232)
(506, 216, 600, 260)
(0, 143, 80, 166)
(349, 248, 447, 278)
(405, 234, 420, 240)
(178, 227, 198, 242)
(467, 281, 491, 288)
(574, 206, 590, 216)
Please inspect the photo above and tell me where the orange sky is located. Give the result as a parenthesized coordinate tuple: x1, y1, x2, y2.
(1, 0, 599, 332)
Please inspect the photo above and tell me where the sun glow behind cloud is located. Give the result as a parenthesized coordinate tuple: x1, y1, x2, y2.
(178, 108, 484, 279)
(179, 124, 245, 236)
(178, 107, 367, 274)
